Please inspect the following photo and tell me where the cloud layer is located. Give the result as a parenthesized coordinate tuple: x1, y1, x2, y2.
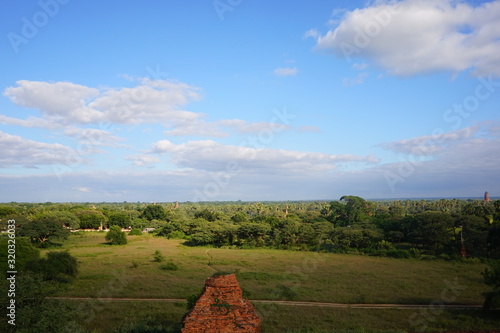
(150, 139, 379, 173)
(0, 131, 74, 168)
(310, 0, 500, 77)
(4, 79, 202, 126)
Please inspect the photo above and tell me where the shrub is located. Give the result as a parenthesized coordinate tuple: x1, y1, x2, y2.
(482, 261, 500, 310)
(159, 260, 179, 271)
(106, 225, 127, 245)
(128, 228, 142, 236)
(0, 237, 40, 276)
(409, 247, 420, 258)
(386, 249, 411, 259)
(153, 250, 165, 262)
(373, 240, 396, 251)
(187, 293, 201, 310)
(26, 250, 78, 282)
(168, 230, 187, 239)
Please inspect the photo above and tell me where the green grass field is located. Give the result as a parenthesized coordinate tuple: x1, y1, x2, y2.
(47, 232, 499, 332)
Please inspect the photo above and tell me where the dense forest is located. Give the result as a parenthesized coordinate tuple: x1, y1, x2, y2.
(1, 196, 500, 332)
(1, 196, 500, 259)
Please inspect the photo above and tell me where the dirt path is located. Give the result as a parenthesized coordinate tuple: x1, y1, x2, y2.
(205, 249, 217, 271)
(47, 297, 482, 310)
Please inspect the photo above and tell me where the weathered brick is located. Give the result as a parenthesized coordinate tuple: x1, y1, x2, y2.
(182, 274, 261, 333)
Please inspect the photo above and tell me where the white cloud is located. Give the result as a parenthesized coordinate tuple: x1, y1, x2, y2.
(164, 119, 227, 137)
(304, 29, 319, 39)
(312, 0, 500, 77)
(0, 131, 75, 168)
(3, 78, 202, 126)
(219, 119, 291, 134)
(273, 67, 298, 76)
(151, 139, 379, 173)
(2, 79, 302, 139)
(4, 80, 102, 123)
(89, 78, 202, 125)
(126, 154, 160, 167)
(379, 125, 478, 156)
(2, 132, 499, 202)
(0, 115, 60, 130)
(62, 127, 124, 147)
(1, 122, 499, 202)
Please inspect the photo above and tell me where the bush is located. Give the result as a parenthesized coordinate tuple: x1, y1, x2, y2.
(482, 261, 500, 310)
(106, 225, 127, 245)
(386, 249, 412, 259)
(168, 230, 187, 239)
(187, 293, 201, 310)
(128, 228, 142, 236)
(159, 261, 179, 271)
(26, 251, 78, 282)
(0, 237, 40, 276)
(153, 250, 165, 262)
(373, 240, 395, 251)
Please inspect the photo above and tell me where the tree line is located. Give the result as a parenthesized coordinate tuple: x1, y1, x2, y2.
(1, 196, 499, 259)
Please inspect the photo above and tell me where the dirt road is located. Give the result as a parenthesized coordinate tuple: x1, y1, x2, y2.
(48, 297, 482, 310)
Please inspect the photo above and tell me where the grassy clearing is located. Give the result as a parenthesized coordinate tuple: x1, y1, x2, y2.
(42, 233, 500, 332)
(51, 232, 490, 305)
(57, 300, 500, 333)
(257, 304, 500, 332)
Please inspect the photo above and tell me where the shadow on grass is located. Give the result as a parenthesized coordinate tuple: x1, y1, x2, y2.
(396, 297, 442, 305)
(113, 316, 182, 333)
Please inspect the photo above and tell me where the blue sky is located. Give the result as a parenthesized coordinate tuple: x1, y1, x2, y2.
(1, 0, 499, 202)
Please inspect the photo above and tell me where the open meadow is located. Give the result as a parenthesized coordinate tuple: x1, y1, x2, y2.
(47, 232, 499, 332)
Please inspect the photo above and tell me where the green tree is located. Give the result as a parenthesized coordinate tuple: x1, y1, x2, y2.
(455, 215, 490, 257)
(0, 206, 17, 218)
(237, 222, 270, 246)
(0, 237, 40, 277)
(487, 224, 500, 259)
(194, 209, 220, 222)
(0, 272, 84, 333)
(327, 201, 347, 226)
(26, 251, 78, 282)
(273, 218, 300, 246)
(389, 204, 406, 218)
(75, 210, 108, 229)
(462, 202, 495, 222)
(231, 212, 249, 223)
(482, 261, 500, 310)
(108, 211, 132, 228)
(331, 227, 382, 249)
(404, 212, 454, 253)
(36, 211, 80, 229)
(311, 221, 334, 245)
(340, 195, 374, 223)
(189, 229, 215, 246)
(105, 225, 127, 245)
(140, 205, 167, 221)
(18, 219, 70, 245)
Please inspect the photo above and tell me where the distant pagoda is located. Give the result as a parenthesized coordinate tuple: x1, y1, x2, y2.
(484, 191, 491, 202)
